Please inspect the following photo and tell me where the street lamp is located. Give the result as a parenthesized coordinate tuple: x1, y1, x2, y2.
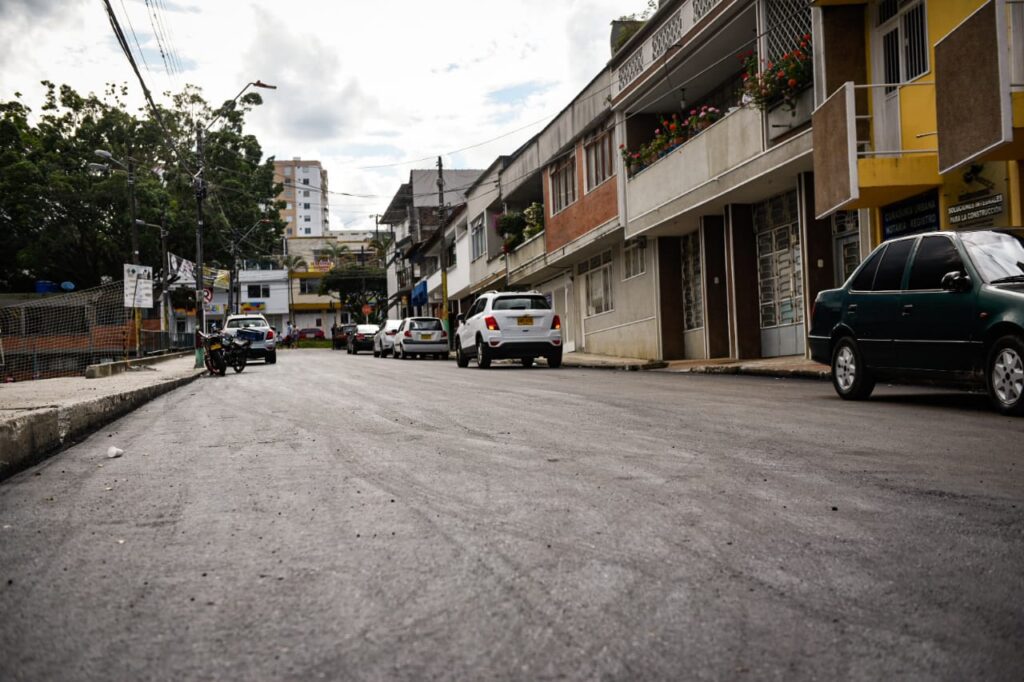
(92, 149, 139, 265)
(193, 79, 276, 365)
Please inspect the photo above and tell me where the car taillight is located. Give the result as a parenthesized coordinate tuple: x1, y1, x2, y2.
(387, 330, 397, 336)
(404, 330, 412, 338)
(356, 334, 364, 340)
(485, 316, 500, 331)
(551, 314, 561, 330)
(440, 330, 447, 338)
(266, 330, 274, 340)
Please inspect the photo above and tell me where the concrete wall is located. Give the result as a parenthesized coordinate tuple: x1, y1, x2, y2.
(238, 270, 288, 316)
(579, 240, 659, 359)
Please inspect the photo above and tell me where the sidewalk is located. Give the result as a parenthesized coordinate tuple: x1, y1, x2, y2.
(0, 354, 204, 480)
(657, 355, 830, 379)
(562, 351, 667, 371)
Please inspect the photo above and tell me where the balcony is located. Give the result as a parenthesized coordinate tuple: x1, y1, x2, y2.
(506, 233, 547, 285)
(812, 81, 940, 219)
(934, 0, 1024, 173)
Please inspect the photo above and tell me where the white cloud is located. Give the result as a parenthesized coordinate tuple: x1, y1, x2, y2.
(0, 0, 650, 229)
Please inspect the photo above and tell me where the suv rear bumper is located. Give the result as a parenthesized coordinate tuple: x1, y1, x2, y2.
(484, 341, 561, 359)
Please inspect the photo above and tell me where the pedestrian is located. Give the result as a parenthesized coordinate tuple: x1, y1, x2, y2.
(284, 320, 295, 349)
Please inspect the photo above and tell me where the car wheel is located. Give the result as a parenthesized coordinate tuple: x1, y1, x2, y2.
(393, 346, 401, 359)
(265, 351, 276, 364)
(456, 342, 469, 368)
(475, 339, 491, 369)
(987, 335, 1024, 416)
(373, 347, 380, 357)
(831, 337, 875, 400)
(547, 351, 562, 369)
(520, 357, 534, 368)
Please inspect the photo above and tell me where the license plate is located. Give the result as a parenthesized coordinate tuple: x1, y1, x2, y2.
(421, 333, 433, 340)
(517, 316, 533, 326)
(210, 343, 221, 351)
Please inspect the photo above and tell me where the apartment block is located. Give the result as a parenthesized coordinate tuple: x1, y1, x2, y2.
(274, 158, 330, 238)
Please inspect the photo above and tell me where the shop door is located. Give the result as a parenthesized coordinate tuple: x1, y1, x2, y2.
(832, 211, 861, 287)
(755, 192, 805, 357)
(680, 232, 705, 359)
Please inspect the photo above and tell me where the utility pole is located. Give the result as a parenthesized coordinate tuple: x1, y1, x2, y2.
(437, 156, 450, 344)
(193, 123, 207, 367)
(158, 217, 168, 344)
(127, 157, 142, 357)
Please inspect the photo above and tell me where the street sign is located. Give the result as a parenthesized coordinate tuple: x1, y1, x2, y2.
(203, 288, 213, 304)
(123, 264, 154, 308)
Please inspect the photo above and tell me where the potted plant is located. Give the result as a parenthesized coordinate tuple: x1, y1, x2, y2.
(739, 35, 813, 112)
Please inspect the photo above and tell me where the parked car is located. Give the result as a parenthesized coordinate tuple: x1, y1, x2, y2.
(373, 319, 403, 357)
(221, 314, 276, 364)
(392, 317, 448, 359)
(809, 228, 1024, 415)
(347, 324, 379, 354)
(455, 291, 562, 368)
(331, 323, 356, 350)
(299, 327, 325, 340)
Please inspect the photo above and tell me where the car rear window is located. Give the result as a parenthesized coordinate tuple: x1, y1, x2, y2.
(356, 325, 379, 333)
(226, 317, 267, 328)
(384, 320, 402, 330)
(492, 295, 550, 311)
(850, 248, 883, 291)
(409, 318, 442, 330)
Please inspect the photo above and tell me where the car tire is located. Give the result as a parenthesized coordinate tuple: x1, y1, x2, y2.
(393, 346, 401, 359)
(456, 343, 469, 368)
(475, 339, 491, 369)
(265, 351, 276, 364)
(521, 357, 534, 368)
(986, 334, 1024, 416)
(831, 337, 875, 400)
(373, 348, 380, 357)
(547, 351, 562, 369)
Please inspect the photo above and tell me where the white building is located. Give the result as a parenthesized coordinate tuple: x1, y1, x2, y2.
(274, 158, 330, 238)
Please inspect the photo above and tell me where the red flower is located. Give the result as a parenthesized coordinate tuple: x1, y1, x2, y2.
(742, 72, 749, 80)
(799, 41, 808, 49)
(690, 109, 696, 115)
(669, 123, 677, 132)
(777, 70, 785, 79)
(804, 33, 811, 41)
(619, 143, 625, 149)
(788, 78, 798, 88)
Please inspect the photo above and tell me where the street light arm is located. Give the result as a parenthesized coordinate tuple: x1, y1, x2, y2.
(204, 80, 277, 132)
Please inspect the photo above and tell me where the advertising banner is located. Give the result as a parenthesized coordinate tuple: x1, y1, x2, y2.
(123, 264, 154, 308)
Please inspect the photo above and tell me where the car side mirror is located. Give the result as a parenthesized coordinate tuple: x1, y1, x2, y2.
(456, 314, 464, 323)
(941, 271, 972, 292)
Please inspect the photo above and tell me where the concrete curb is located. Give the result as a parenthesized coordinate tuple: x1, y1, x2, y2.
(680, 364, 830, 380)
(563, 360, 669, 372)
(0, 371, 202, 481)
(85, 350, 191, 378)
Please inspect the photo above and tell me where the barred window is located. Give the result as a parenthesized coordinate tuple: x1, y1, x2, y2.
(578, 250, 614, 316)
(623, 240, 646, 279)
(550, 154, 577, 215)
(585, 131, 615, 192)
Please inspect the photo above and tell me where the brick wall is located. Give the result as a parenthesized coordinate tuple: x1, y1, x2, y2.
(544, 145, 619, 253)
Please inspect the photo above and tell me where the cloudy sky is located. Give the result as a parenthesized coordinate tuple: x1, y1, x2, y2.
(0, 0, 648, 231)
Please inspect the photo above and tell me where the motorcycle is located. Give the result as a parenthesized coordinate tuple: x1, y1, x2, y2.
(223, 334, 251, 374)
(200, 331, 228, 376)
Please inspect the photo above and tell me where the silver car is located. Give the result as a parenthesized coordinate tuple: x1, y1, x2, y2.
(222, 314, 277, 364)
(373, 319, 403, 357)
(392, 317, 448, 360)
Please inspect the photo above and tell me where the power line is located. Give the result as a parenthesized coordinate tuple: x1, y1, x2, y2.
(153, 0, 185, 74)
(117, 0, 151, 74)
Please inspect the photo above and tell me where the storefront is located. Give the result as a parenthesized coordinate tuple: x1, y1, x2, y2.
(754, 190, 804, 358)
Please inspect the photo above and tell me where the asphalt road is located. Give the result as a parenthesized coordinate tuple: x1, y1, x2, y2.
(1, 349, 1023, 681)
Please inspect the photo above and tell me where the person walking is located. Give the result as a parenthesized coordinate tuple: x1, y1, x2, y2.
(284, 320, 295, 349)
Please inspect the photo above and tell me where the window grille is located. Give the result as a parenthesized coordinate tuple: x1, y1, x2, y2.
(681, 232, 703, 331)
(765, 0, 812, 61)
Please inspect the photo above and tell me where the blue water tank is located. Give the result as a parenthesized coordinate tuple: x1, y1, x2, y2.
(34, 280, 60, 293)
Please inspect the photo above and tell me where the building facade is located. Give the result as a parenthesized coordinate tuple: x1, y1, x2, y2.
(274, 158, 330, 238)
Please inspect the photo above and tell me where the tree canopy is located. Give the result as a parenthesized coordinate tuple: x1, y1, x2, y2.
(319, 263, 387, 323)
(0, 82, 285, 292)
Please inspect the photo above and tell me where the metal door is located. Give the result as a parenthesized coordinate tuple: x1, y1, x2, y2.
(755, 192, 804, 357)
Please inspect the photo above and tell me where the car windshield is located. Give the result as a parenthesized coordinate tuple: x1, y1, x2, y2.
(356, 325, 379, 333)
(225, 317, 267, 328)
(961, 229, 1024, 283)
(492, 295, 550, 311)
(409, 318, 442, 330)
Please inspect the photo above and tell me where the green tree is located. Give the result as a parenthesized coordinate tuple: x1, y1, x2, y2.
(319, 263, 387, 323)
(278, 254, 307, 324)
(0, 82, 285, 292)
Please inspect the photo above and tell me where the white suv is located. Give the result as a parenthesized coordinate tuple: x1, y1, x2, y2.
(455, 291, 562, 369)
(222, 314, 277, 364)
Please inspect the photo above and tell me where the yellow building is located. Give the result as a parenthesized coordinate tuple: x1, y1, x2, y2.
(812, 0, 1024, 242)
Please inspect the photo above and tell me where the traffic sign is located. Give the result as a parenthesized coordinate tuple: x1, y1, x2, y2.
(203, 288, 213, 304)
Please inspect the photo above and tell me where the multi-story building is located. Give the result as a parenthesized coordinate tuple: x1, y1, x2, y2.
(284, 233, 375, 330)
(274, 158, 330, 238)
(238, 259, 289, 331)
(812, 0, 1023, 246)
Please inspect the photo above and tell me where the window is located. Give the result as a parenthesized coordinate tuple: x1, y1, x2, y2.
(303, 190, 310, 197)
(851, 247, 884, 291)
(492, 295, 551, 311)
(304, 215, 311, 222)
(585, 131, 615, 191)
(286, 202, 292, 210)
(471, 216, 486, 260)
(304, 228, 312, 235)
(303, 203, 311, 210)
(446, 240, 457, 268)
(301, 166, 310, 174)
(908, 236, 963, 290)
(283, 167, 292, 176)
(878, 0, 928, 90)
(299, 278, 321, 294)
(872, 239, 914, 290)
(550, 154, 577, 214)
(225, 317, 269, 329)
(246, 284, 270, 298)
(410, 318, 443, 330)
(681, 232, 703, 331)
(623, 240, 646, 279)
(285, 215, 292, 222)
(578, 250, 613, 316)
(302, 178, 310, 185)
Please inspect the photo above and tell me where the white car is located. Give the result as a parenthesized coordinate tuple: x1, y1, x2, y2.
(455, 291, 561, 368)
(392, 317, 449, 360)
(372, 319, 403, 357)
(222, 314, 277, 363)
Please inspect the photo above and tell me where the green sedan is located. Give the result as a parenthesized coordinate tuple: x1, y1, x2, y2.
(809, 228, 1024, 415)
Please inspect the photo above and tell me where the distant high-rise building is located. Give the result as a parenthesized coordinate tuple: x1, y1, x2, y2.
(273, 158, 330, 238)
